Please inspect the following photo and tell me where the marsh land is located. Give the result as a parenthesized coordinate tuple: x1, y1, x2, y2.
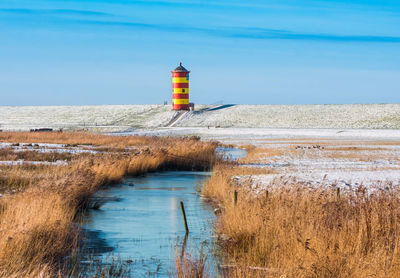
(0, 128, 400, 277)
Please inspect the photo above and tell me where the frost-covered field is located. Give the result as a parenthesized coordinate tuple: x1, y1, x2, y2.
(231, 137, 400, 194)
(181, 103, 400, 129)
(1, 103, 400, 131)
(128, 127, 400, 141)
(0, 105, 179, 131)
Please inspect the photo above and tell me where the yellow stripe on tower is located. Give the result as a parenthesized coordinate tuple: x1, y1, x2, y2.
(172, 77, 188, 83)
(172, 99, 189, 104)
(173, 88, 189, 94)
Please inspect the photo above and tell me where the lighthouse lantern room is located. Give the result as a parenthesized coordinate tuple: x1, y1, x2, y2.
(171, 62, 190, 110)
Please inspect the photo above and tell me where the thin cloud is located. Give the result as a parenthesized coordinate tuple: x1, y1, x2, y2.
(1, 7, 399, 44)
(70, 18, 400, 44)
(232, 27, 400, 43)
(0, 8, 112, 17)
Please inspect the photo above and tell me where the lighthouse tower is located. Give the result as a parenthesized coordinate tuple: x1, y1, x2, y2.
(171, 62, 190, 110)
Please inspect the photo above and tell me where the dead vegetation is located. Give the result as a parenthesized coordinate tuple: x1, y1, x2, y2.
(238, 147, 284, 164)
(174, 248, 209, 278)
(203, 165, 400, 277)
(202, 137, 400, 278)
(0, 132, 179, 148)
(0, 132, 218, 277)
(238, 139, 400, 166)
(0, 148, 76, 162)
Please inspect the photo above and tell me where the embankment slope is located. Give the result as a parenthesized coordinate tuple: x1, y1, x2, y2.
(0, 104, 399, 131)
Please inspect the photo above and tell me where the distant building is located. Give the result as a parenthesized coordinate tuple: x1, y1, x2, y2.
(171, 62, 190, 110)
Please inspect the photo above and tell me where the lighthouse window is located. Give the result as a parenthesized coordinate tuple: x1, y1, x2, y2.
(182, 89, 185, 92)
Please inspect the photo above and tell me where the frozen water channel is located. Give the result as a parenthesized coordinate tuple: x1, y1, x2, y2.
(80, 147, 247, 277)
(81, 171, 216, 277)
(215, 146, 248, 161)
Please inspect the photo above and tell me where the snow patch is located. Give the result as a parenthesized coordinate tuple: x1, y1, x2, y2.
(0, 160, 68, 166)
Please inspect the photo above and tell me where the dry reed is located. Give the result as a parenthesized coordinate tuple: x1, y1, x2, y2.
(174, 248, 209, 278)
(203, 164, 400, 277)
(0, 132, 218, 277)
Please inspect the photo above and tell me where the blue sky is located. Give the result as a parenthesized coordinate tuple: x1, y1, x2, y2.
(1, 0, 399, 105)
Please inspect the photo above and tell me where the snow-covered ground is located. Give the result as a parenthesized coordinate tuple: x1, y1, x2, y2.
(233, 170, 400, 195)
(180, 104, 400, 129)
(0, 105, 178, 131)
(125, 127, 400, 141)
(232, 137, 400, 193)
(1, 104, 400, 131)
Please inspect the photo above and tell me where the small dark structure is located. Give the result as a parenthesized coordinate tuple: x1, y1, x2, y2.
(30, 128, 53, 132)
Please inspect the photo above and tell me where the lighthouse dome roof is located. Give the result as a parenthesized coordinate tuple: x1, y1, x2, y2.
(173, 62, 190, 72)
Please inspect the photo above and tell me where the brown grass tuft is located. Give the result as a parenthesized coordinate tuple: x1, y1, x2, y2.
(174, 249, 209, 278)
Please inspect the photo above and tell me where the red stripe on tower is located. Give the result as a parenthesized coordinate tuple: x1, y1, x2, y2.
(172, 94, 189, 99)
(172, 72, 188, 77)
(173, 104, 189, 110)
(172, 83, 189, 88)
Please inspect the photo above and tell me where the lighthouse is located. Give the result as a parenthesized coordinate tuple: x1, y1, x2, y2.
(171, 62, 190, 110)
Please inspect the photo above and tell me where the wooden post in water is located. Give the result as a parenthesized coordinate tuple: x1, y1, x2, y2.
(180, 201, 189, 234)
(233, 190, 238, 205)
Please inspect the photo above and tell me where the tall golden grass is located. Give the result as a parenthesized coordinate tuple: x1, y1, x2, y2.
(0, 148, 75, 162)
(203, 164, 400, 277)
(174, 249, 209, 278)
(0, 131, 199, 148)
(0, 132, 218, 277)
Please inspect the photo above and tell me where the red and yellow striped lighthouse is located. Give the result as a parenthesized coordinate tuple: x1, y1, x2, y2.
(171, 62, 190, 110)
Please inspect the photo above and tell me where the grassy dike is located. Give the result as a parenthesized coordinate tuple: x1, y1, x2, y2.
(0, 132, 218, 277)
